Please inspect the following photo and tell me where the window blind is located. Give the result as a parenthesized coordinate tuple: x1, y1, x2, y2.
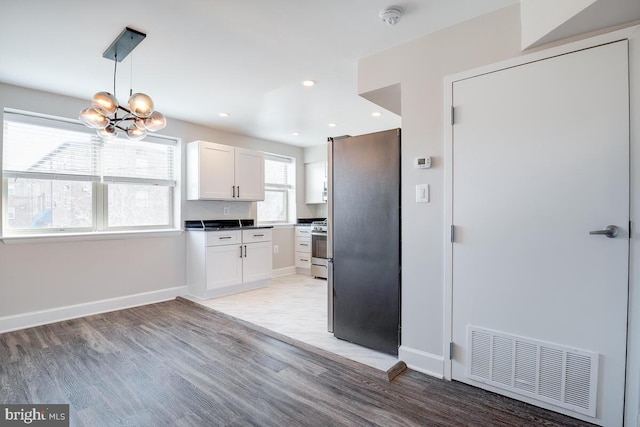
(3, 113, 100, 182)
(264, 154, 293, 188)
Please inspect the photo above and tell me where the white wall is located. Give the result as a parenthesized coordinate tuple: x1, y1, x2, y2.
(358, 5, 523, 374)
(520, 0, 596, 49)
(359, 4, 640, 424)
(0, 83, 300, 324)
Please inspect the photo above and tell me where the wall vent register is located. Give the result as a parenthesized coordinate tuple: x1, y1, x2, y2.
(466, 326, 598, 417)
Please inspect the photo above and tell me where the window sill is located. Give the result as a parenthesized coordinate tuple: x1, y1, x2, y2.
(1, 229, 183, 245)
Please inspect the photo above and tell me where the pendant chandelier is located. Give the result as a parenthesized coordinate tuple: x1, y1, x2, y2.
(79, 27, 166, 141)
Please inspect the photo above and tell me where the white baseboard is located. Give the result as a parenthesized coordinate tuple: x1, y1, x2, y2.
(399, 345, 444, 379)
(191, 279, 269, 300)
(272, 266, 296, 277)
(0, 285, 188, 334)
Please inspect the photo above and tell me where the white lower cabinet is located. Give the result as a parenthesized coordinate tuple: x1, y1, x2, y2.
(295, 226, 312, 274)
(188, 229, 272, 298)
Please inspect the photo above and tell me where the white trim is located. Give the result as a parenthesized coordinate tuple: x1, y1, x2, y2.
(0, 285, 188, 334)
(398, 346, 444, 379)
(625, 24, 640, 427)
(189, 279, 269, 300)
(272, 266, 296, 277)
(1, 229, 182, 245)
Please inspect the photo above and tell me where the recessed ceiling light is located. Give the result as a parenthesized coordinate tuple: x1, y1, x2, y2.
(219, 112, 230, 117)
(302, 80, 316, 87)
(292, 131, 300, 136)
(372, 112, 382, 117)
(328, 123, 337, 127)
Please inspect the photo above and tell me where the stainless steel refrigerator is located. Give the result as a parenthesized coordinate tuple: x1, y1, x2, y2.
(327, 129, 401, 355)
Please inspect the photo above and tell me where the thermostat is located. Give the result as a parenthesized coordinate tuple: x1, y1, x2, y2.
(415, 156, 431, 169)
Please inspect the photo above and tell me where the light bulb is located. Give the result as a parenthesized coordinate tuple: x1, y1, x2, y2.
(79, 107, 109, 129)
(126, 126, 147, 141)
(92, 92, 118, 116)
(134, 118, 146, 130)
(97, 124, 117, 139)
(128, 93, 154, 118)
(144, 111, 166, 132)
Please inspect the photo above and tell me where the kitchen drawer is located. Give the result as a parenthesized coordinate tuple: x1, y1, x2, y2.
(295, 236, 311, 253)
(206, 230, 241, 246)
(295, 252, 311, 269)
(295, 226, 312, 237)
(242, 229, 272, 243)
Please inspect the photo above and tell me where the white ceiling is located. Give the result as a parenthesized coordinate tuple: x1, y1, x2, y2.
(0, 0, 518, 147)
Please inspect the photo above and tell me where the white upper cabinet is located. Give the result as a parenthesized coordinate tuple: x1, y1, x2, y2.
(234, 147, 265, 201)
(305, 161, 327, 204)
(187, 140, 265, 201)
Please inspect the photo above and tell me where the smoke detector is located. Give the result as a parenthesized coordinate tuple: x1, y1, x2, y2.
(379, 6, 403, 26)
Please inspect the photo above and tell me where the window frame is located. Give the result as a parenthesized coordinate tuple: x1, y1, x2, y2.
(2, 108, 180, 238)
(258, 153, 296, 224)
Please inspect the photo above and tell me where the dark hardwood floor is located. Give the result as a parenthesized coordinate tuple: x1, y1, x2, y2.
(0, 299, 594, 426)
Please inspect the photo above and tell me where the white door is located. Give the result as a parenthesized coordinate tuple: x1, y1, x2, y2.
(242, 241, 272, 283)
(200, 142, 234, 200)
(206, 244, 243, 290)
(451, 41, 629, 426)
(234, 148, 265, 201)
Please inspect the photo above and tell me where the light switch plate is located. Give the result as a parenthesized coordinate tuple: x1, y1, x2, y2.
(416, 184, 429, 203)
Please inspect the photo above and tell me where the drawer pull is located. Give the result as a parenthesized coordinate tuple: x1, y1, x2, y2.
(219, 236, 232, 240)
(300, 243, 309, 246)
(253, 234, 264, 237)
(300, 258, 308, 262)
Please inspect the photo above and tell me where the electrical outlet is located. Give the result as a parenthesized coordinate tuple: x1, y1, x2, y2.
(273, 245, 279, 254)
(223, 207, 230, 216)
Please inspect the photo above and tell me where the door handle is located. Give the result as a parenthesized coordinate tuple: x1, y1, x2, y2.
(589, 225, 619, 238)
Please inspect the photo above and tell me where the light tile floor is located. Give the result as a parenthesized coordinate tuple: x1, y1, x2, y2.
(193, 274, 399, 371)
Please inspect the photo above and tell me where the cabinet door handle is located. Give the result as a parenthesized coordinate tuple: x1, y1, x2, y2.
(244, 245, 247, 257)
(237, 186, 240, 198)
(232, 185, 236, 198)
(239, 246, 243, 258)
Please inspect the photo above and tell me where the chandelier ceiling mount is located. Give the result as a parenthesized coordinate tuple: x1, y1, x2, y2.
(79, 27, 166, 140)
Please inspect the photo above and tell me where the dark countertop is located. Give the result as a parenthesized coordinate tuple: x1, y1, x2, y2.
(296, 218, 325, 225)
(184, 219, 273, 231)
(187, 225, 274, 232)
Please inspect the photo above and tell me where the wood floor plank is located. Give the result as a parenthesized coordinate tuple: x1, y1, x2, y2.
(0, 299, 595, 426)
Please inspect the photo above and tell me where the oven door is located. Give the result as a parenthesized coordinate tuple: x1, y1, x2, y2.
(311, 232, 328, 278)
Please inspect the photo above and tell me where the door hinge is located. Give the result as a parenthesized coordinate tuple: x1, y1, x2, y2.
(450, 225, 455, 243)
(449, 342, 454, 360)
(450, 106, 455, 125)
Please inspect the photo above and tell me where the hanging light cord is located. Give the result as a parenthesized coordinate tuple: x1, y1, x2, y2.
(113, 54, 117, 97)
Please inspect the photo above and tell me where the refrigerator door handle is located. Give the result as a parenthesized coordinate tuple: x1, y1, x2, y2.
(328, 258, 334, 333)
(327, 138, 333, 259)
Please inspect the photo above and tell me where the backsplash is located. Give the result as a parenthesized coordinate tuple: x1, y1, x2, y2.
(185, 200, 253, 221)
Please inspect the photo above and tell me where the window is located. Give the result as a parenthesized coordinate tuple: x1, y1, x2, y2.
(257, 154, 295, 223)
(2, 110, 178, 235)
